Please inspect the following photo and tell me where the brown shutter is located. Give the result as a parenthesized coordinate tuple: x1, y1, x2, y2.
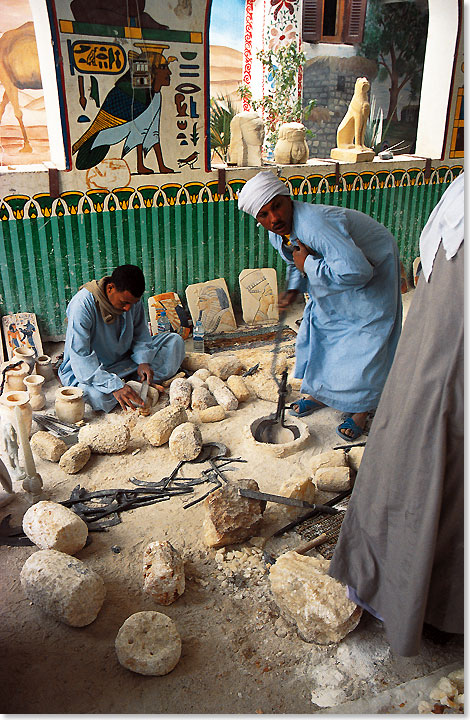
(302, 0, 322, 43)
(342, 0, 367, 44)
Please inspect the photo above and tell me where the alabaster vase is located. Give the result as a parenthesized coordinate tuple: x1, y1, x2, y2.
(55, 387, 85, 423)
(5, 362, 29, 391)
(2, 390, 33, 437)
(35, 354, 54, 382)
(24, 374, 46, 411)
(13, 346, 36, 373)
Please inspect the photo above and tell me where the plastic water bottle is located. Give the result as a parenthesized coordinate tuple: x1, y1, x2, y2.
(157, 310, 171, 334)
(193, 315, 205, 353)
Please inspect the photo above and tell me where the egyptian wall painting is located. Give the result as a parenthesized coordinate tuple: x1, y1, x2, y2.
(0, 0, 51, 166)
(50, 0, 211, 187)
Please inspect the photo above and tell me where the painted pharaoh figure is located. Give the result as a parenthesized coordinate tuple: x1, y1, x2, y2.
(195, 284, 236, 333)
(72, 46, 176, 174)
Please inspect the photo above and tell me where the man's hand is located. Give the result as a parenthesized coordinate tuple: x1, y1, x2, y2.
(292, 240, 311, 273)
(278, 289, 299, 309)
(137, 363, 154, 384)
(113, 384, 144, 411)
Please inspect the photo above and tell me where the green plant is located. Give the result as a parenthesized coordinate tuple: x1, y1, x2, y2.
(238, 42, 316, 151)
(209, 95, 238, 162)
(364, 94, 384, 151)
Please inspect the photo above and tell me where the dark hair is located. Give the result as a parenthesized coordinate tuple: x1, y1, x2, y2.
(109, 265, 145, 298)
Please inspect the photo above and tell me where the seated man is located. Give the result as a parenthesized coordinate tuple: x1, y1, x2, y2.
(59, 264, 185, 412)
(237, 171, 402, 441)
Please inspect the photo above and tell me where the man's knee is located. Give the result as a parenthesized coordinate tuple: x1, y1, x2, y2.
(150, 333, 185, 381)
(81, 385, 117, 413)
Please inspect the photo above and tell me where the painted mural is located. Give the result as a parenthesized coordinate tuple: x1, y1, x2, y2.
(0, 0, 51, 166)
(209, 0, 244, 108)
(52, 0, 211, 183)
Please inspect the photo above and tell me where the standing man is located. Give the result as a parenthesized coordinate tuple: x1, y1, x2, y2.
(329, 173, 464, 655)
(237, 171, 402, 441)
(59, 265, 185, 412)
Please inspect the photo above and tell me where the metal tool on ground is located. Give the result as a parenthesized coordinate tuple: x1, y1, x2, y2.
(263, 535, 331, 568)
(242, 363, 260, 377)
(333, 441, 367, 450)
(196, 442, 231, 483)
(33, 414, 80, 445)
(272, 489, 352, 537)
(238, 487, 340, 514)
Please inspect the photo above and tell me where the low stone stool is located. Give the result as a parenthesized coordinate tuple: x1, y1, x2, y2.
(115, 611, 182, 675)
(22, 501, 88, 554)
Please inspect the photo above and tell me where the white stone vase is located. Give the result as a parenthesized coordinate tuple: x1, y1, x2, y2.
(13, 346, 36, 373)
(24, 374, 46, 411)
(35, 354, 54, 382)
(1, 390, 33, 437)
(55, 387, 85, 424)
(5, 362, 29, 391)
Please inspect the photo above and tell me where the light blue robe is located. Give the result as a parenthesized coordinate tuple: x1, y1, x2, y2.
(269, 201, 402, 412)
(59, 288, 185, 412)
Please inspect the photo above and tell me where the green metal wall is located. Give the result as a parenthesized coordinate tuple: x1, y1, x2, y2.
(0, 165, 462, 338)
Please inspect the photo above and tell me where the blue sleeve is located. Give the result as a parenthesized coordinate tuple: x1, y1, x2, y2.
(286, 264, 308, 293)
(300, 212, 374, 295)
(67, 297, 124, 393)
(130, 301, 155, 365)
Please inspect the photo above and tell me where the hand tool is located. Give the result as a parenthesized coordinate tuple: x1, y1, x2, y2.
(263, 534, 330, 568)
(272, 488, 352, 537)
(238, 487, 339, 513)
(33, 414, 80, 445)
(140, 380, 149, 404)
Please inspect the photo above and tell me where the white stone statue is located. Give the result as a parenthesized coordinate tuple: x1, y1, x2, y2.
(228, 112, 264, 167)
(274, 122, 309, 164)
(331, 77, 375, 162)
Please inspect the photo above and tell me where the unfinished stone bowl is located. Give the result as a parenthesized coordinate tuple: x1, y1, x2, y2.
(246, 414, 309, 458)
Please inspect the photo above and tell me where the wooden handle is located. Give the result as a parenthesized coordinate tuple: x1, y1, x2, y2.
(295, 534, 328, 554)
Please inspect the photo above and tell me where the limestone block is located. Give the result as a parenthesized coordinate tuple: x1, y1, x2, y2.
(193, 368, 211, 381)
(115, 611, 181, 676)
(30, 431, 68, 462)
(205, 376, 238, 410)
(226, 375, 250, 402)
(203, 478, 265, 548)
(311, 449, 347, 475)
(269, 551, 362, 644)
(78, 422, 130, 454)
(288, 374, 302, 392)
(168, 422, 202, 461)
(187, 375, 206, 390)
(22, 501, 88, 554)
(162, 371, 186, 388)
(20, 549, 106, 626)
(127, 380, 159, 415)
(278, 473, 316, 517)
(59, 443, 92, 474)
(142, 405, 188, 447)
(191, 386, 217, 411)
(169, 378, 192, 408)
(181, 352, 211, 373)
(207, 354, 243, 380)
(314, 466, 352, 492)
(143, 541, 185, 605)
(244, 372, 280, 402)
(199, 406, 226, 423)
(347, 446, 365, 473)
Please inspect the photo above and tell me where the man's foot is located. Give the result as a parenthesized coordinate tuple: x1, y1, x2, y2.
(335, 412, 368, 442)
(288, 396, 325, 417)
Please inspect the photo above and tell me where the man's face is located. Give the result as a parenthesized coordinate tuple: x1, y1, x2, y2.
(152, 62, 171, 91)
(256, 195, 293, 236)
(106, 283, 140, 312)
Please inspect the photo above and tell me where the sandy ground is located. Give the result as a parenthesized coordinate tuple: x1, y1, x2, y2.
(0, 294, 464, 714)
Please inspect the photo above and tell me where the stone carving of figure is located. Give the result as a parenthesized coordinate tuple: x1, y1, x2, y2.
(228, 112, 265, 167)
(3, 422, 25, 481)
(274, 122, 309, 165)
(331, 77, 375, 162)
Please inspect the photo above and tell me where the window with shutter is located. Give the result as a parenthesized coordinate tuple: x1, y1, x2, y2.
(302, 0, 367, 44)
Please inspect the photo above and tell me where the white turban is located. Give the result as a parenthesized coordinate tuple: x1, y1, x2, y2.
(237, 171, 290, 219)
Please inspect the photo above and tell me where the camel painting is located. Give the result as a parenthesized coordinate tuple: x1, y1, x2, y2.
(0, 21, 42, 153)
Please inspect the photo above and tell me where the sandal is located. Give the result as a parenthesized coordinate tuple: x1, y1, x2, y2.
(288, 397, 324, 417)
(335, 416, 364, 442)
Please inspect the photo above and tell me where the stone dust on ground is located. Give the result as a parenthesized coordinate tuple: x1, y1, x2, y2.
(0, 294, 463, 714)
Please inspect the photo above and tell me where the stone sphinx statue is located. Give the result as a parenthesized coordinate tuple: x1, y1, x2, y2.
(331, 77, 375, 162)
(274, 122, 309, 164)
(228, 112, 264, 167)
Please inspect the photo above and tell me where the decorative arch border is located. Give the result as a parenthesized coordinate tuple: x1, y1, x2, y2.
(0, 165, 463, 219)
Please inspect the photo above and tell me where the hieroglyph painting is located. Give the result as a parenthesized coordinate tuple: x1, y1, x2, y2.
(52, 0, 210, 183)
(239, 268, 278, 324)
(185, 278, 237, 333)
(2, 312, 43, 359)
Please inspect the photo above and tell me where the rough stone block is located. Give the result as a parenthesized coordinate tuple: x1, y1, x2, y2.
(78, 422, 130, 454)
(181, 352, 211, 373)
(187, 375, 206, 390)
(58, 443, 92, 474)
(269, 551, 362, 644)
(347, 446, 365, 472)
(226, 375, 251, 402)
(115, 611, 181, 676)
(205, 376, 238, 410)
(30, 431, 68, 462)
(203, 478, 265, 548)
(193, 368, 211, 381)
(168, 422, 202, 461)
(162, 371, 185, 388)
(207, 354, 244, 380)
(191, 386, 217, 411)
(314, 466, 352, 492)
(169, 378, 192, 408)
(278, 473, 316, 516)
(143, 541, 185, 605)
(22, 501, 88, 554)
(20, 549, 106, 626)
(244, 372, 280, 402)
(142, 405, 188, 447)
(199, 406, 226, 423)
(311, 449, 347, 475)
